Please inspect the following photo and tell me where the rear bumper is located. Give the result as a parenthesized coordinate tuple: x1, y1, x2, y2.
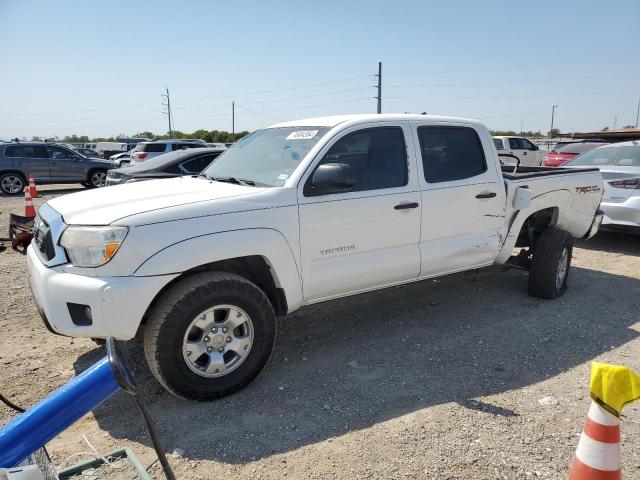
(27, 245, 178, 340)
(600, 199, 640, 229)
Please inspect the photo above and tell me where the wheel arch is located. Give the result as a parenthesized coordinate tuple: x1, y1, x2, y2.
(133, 228, 302, 337)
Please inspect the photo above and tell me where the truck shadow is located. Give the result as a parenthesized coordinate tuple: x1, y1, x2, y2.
(575, 230, 640, 256)
(75, 263, 640, 464)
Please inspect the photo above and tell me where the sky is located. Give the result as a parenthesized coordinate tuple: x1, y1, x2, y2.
(1, 0, 639, 139)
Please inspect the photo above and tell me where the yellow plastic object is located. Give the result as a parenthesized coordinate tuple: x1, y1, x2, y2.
(589, 361, 640, 418)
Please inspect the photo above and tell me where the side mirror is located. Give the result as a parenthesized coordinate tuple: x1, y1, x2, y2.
(531, 145, 539, 151)
(512, 186, 532, 210)
(307, 163, 355, 196)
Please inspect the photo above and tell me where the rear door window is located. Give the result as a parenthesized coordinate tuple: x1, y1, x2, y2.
(418, 126, 487, 183)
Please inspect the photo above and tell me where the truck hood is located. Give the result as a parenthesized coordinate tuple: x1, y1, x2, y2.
(48, 176, 264, 225)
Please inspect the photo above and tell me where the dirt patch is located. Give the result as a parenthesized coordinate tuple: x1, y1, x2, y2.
(1, 187, 640, 479)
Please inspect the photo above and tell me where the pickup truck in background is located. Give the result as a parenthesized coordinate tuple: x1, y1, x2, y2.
(27, 114, 604, 400)
(493, 135, 548, 167)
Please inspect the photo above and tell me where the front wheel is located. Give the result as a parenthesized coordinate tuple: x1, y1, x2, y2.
(87, 169, 107, 188)
(528, 227, 573, 300)
(143, 272, 276, 400)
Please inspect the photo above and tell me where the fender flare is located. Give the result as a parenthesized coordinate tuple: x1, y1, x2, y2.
(495, 189, 570, 264)
(134, 228, 303, 311)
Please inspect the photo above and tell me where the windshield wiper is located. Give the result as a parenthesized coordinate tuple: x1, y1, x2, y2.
(211, 176, 255, 186)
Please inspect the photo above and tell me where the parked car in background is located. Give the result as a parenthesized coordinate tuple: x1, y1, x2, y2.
(129, 140, 208, 163)
(541, 142, 605, 167)
(492, 136, 547, 166)
(0, 142, 113, 194)
(109, 151, 132, 167)
(564, 141, 640, 233)
(73, 147, 101, 158)
(552, 139, 606, 151)
(95, 141, 128, 159)
(106, 147, 224, 186)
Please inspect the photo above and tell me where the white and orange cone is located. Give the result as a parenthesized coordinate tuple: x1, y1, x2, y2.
(23, 187, 36, 218)
(28, 175, 39, 198)
(568, 362, 640, 480)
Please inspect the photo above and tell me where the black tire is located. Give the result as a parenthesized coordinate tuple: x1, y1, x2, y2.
(528, 227, 573, 300)
(87, 169, 107, 188)
(143, 272, 276, 400)
(0, 172, 26, 195)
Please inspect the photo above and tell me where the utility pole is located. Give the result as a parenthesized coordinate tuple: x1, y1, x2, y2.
(375, 61, 382, 114)
(161, 86, 173, 139)
(550, 105, 558, 136)
(232, 101, 235, 136)
(520, 120, 524, 136)
(613, 117, 618, 130)
(636, 97, 640, 128)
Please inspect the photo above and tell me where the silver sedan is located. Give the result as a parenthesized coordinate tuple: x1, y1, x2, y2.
(564, 141, 640, 232)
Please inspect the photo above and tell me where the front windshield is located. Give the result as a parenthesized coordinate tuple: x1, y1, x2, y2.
(203, 126, 330, 187)
(565, 145, 640, 167)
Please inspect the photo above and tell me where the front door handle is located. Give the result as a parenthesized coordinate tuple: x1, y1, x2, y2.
(394, 202, 419, 210)
(476, 192, 497, 199)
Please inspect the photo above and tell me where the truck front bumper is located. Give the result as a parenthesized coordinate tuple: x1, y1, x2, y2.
(27, 245, 177, 340)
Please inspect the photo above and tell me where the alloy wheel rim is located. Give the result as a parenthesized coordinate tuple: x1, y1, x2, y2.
(556, 247, 569, 290)
(2, 176, 23, 194)
(92, 172, 106, 187)
(182, 304, 254, 378)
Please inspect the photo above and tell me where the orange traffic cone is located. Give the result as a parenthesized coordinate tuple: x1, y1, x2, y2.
(568, 401, 620, 479)
(568, 362, 640, 480)
(24, 187, 36, 218)
(28, 175, 39, 198)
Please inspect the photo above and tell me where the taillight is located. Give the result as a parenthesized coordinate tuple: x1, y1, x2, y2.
(608, 178, 640, 189)
(134, 152, 148, 159)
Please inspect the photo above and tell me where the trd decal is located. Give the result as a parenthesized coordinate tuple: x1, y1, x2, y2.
(320, 245, 356, 256)
(575, 185, 601, 194)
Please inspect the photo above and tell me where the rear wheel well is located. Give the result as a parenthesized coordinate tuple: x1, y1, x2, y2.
(136, 256, 287, 338)
(514, 207, 558, 249)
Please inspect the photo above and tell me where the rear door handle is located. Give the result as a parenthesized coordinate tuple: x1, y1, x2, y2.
(476, 192, 497, 199)
(394, 202, 419, 210)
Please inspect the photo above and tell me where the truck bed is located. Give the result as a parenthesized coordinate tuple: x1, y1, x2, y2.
(501, 165, 599, 180)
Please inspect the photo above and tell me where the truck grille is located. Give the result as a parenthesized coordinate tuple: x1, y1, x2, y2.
(32, 216, 56, 261)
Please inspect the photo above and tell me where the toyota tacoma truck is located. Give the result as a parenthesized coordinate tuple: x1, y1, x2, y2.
(27, 114, 604, 400)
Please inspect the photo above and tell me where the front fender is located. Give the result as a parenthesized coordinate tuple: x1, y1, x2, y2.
(134, 228, 303, 311)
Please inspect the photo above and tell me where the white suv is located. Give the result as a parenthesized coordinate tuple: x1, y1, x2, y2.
(130, 140, 206, 164)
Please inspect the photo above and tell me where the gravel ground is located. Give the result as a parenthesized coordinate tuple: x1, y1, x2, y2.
(1, 186, 640, 479)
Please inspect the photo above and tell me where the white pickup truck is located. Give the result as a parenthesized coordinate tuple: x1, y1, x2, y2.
(27, 114, 604, 400)
(493, 136, 547, 167)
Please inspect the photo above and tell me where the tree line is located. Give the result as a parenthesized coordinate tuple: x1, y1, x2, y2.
(28, 129, 250, 144)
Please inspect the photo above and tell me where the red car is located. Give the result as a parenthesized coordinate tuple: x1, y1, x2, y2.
(542, 143, 605, 167)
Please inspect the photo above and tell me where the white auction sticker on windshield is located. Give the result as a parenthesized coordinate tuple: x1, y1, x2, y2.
(286, 130, 319, 140)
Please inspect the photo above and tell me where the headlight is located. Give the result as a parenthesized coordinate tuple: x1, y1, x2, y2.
(59, 226, 128, 267)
